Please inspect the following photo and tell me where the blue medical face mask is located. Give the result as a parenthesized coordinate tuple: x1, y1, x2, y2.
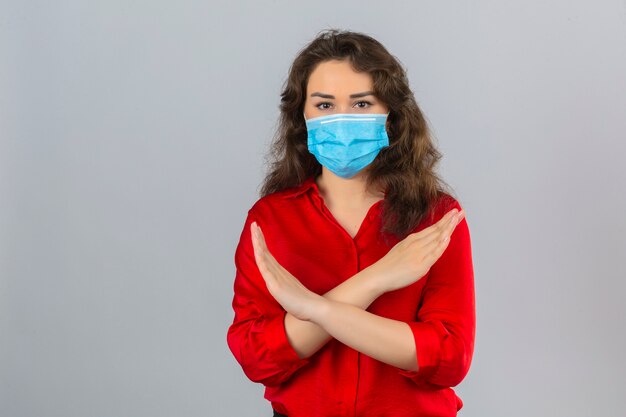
(304, 112, 390, 179)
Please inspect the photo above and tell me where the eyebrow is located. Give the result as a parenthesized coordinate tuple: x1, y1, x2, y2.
(310, 91, 375, 99)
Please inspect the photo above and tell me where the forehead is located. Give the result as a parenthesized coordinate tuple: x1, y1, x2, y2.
(306, 60, 373, 95)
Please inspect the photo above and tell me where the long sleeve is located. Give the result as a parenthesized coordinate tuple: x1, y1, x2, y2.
(397, 199, 476, 388)
(226, 210, 310, 387)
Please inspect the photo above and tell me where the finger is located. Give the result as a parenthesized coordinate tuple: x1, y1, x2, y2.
(425, 234, 452, 266)
(421, 226, 455, 267)
(251, 222, 269, 259)
(413, 208, 459, 240)
(417, 209, 464, 258)
(442, 210, 465, 237)
(251, 223, 271, 274)
(250, 222, 261, 258)
(428, 211, 465, 260)
(252, 222, 286, 278)
(254, 223, 271, 255)
(434, 209, 464, 246)
(418, 229, 450, 263)
(444, 209, 464, 238)
(412, 209, 459, 246)
(432, 208, 465, 241)
(254, 224, 280, 271)
(436, 208, 462, 233)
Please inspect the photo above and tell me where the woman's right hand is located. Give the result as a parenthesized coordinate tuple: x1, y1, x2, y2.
(365, 208, 466, 294)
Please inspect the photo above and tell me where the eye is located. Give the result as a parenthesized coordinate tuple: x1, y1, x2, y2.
(315, 102, 332, 110)
(314, 100, 374, 110)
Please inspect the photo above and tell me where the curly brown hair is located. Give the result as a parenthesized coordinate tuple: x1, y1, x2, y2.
(259, 28, 458, 241)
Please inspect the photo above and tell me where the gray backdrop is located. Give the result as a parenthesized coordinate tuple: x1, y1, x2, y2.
(2, 1, 625, 416)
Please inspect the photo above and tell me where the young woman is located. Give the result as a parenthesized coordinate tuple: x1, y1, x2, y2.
(227, 29, 475, 417)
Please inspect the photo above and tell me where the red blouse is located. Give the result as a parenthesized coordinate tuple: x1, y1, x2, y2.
(227, 175, 476, 417)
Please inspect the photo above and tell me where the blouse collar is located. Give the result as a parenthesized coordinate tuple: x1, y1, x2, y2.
(280, 175, 387, 200)
(280, 176, 318, 199)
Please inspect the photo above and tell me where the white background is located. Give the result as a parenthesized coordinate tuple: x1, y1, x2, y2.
(1, 1, 625, 416)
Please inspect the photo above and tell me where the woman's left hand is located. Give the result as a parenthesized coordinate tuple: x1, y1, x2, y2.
(250, 221, 326, 322)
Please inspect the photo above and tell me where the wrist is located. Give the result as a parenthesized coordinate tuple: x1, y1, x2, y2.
(308, 296, 333, 327)
(359, 264, 388, 297)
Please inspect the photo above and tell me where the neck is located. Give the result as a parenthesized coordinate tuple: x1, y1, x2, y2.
(315, 169, 384, 209)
